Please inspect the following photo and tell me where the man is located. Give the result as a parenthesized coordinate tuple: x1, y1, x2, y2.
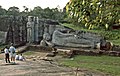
(9, 43, 16, 63)
(4, 46, 10, 63)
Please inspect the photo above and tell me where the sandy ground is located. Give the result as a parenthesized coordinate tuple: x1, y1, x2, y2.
(0, 50, 106, 76)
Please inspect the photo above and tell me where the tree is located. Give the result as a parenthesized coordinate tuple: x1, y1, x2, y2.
(20, 6, 29, 16)
(23, 6, 29, 12)
(66, 0, 120, 30)
(31, 6, 43, 18)
(52, 8, 65, 21)
(42, 7, 53, 19)
(7, 6, 20, 16)
(0, 6, 7, 15)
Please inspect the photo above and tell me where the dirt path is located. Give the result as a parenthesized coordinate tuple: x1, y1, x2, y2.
(0, 59, 75, 76)
(0, 50, 105, 76)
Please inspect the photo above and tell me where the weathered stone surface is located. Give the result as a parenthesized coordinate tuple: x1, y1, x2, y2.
(40, 40, 47, 46)
(52, 30, 102, 48)
(45, 41, 54, 47)
(0, 31, 7, 44)
(49, 25, 56, 36)
(27, 16, 34, 43)
(43, 33, 51, 41)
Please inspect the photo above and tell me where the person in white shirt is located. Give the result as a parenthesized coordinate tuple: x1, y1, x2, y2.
(4, 46, 10, 63)
(15, 54, 19, 60)
(19, 54, 25, 61)
(9, 43, 16, 63)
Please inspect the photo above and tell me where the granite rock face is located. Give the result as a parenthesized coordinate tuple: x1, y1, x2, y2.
(26, 17, 104, 48)
(52, 30, 103, 48)
(0, 31, 7, 44)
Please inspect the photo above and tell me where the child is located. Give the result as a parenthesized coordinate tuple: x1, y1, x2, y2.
(15, 54, 19, 60)
(19, 54, 25, 61)
(4, 46, 10, 63)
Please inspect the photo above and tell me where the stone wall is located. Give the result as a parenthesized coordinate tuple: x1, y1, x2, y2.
(19, 16, 105, 49)
(27, 17, 60, 43)
(0, 31, 7, 44)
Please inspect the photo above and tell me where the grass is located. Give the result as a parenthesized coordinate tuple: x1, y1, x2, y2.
(111, 39, 120, 45)
(62, 23, 120, 45)
(23, 51, 36, 56)
(61, 23, 82, 30)
(60, 55, 120, 76)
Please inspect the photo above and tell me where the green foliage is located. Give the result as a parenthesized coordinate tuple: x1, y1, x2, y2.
(60, 55, 120, 76)
(0, 6, 7, 15)
(0, 6, 65, 21)
(92, 30, 120, 41)
(111, 39, 120, 45)
(29, 7, 65, 21)
(0, 6, 65, 32)
(31, 6, 43, 17)
(62, 23, 120, 45)
(23, 51, 35, 56)
(66, 0, 120, 30)
(62, 23, 81, 30)
(7, 6, 20, 16)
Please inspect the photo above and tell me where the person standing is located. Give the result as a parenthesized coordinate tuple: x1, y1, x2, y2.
(4, 46, 10, 63)
(9, 43, 16, 63)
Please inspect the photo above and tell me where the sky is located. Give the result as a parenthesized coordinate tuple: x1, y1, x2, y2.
(0, 0, 69, 11)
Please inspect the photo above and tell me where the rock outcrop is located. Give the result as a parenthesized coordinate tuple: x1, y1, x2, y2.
(52, 30, 103, 48)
